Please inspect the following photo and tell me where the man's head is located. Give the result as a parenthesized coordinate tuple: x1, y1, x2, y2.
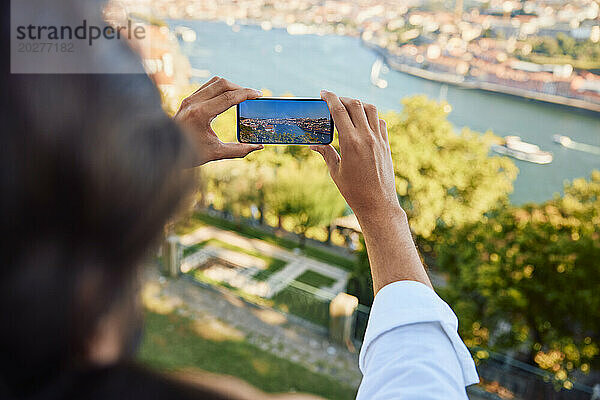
(0, 71, 193, 395)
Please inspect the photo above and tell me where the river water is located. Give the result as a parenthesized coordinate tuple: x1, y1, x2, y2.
(176, 21, 600, 204)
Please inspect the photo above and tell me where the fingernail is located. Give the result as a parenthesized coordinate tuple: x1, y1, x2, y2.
(254, 90, 263, 96)
(320, 90, 327, 95)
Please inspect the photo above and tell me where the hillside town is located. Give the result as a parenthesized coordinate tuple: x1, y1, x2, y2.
(118, 0, 600, 110)
(239, 116, 331, 143)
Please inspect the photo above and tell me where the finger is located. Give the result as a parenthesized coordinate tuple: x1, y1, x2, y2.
(198, 76, 220, 91)
(310, 144, 340, 176)
(195, 77, 243, 101)
(179, 77, 222, 110)
(340, 97, 369, 129)
(320, 90, 353, 133)
(218, 143, 264, 160)
(379, 119, 390, 146)
(203, 88, 263, 117)
(363, 103, 379, 132)
(188, 76, 220, 98)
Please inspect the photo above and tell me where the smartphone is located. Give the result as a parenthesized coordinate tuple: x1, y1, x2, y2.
(237, 97, 333, 145)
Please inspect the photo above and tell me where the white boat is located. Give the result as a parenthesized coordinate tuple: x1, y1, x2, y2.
(370, 58, 388, 89)
(553, 134, 572, 146)
(491, 136, 553, 164)
(553, 134, 600, 155)
(174, 26, 196, 42)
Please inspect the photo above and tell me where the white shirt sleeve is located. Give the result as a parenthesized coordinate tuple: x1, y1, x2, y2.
(356, 280, 479, 400)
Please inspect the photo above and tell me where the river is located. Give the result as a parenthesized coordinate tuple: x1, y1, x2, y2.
(176, 21, 600, 204)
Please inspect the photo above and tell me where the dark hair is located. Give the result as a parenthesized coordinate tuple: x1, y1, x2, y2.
(0, 65, 194, 396)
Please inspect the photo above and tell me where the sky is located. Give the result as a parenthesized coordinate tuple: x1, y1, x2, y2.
(239, 99, 330, 119)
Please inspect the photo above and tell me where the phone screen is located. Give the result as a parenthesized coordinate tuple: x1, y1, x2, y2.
(237, 98, 333, 145)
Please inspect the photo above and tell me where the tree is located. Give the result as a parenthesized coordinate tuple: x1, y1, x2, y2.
(265, 157, 347, 246)
(436, 172, 600, 383)
(201, 107, 348, 242)
(201, 158, 274, 217)
(556, 33, 576, 57)
(385, 96, 517, 238)
(533, 36, 561, 57)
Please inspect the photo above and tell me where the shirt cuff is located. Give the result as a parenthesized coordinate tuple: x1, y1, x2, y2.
(359, 280, 479, 387)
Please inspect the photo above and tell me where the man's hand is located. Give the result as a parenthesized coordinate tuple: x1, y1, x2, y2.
(312, 90, 432, 293)
(174, 77, 264, 166)
(310, 90, 401, 222)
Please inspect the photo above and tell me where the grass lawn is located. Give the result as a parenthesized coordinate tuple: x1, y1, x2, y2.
(177, 212, 355, 271)
(295, 270, 336, 288)
(253, 263, 287, 281)
(182, 240, 209, 257)
(138, 311, 356, 399)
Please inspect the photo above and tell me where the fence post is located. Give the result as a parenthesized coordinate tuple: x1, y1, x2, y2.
(163, 235, 181, 277)
(329, 292, 359, 352)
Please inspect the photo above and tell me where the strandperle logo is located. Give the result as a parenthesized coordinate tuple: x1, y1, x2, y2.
(15, 19, 146, 46)
(11, 0, 152, 73)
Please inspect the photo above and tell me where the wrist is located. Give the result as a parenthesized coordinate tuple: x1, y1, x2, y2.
(354, 201, 406, 230)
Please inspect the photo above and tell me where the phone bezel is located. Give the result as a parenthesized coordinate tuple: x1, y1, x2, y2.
(237, 97, 334, 145)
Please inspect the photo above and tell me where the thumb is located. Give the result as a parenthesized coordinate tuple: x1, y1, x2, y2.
(219, 142, 264, 160)
(310, 144, 340, 175)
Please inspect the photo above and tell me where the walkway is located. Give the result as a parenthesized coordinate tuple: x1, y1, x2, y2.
(180, 226, 350, 298)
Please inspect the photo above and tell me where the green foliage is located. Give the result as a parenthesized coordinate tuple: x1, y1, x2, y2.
(533, 36, 562, 57)
(201, 96, 517, 245)
(520, 35, 600, 70)
(436, 172, 600, 382)
(265, 157, 347, 241)
(139, 311, 356, 399)
(385, 96, 517, 238)
(202, 96, 520, 312)
(202, 109, 346, 245)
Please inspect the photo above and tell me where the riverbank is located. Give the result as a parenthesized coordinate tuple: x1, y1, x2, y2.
(167, 15, 600, 114)
(175, 20, 600, 204)
(363, 40, 600, 114)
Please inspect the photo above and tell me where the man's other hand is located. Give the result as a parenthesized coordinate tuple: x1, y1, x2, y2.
(311, 90, 402, 223)
(174, 76, 264, 166)
(313, 90, 431, 293)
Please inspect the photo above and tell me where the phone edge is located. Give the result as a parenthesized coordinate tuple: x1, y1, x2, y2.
(237, 98, 334, 145)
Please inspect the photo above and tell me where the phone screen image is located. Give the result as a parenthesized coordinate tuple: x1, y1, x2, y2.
(237, 98, 333, 144)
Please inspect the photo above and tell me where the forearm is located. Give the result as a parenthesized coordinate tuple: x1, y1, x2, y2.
(356, 205, 432, 294)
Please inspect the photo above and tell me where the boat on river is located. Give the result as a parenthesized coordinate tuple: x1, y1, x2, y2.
(553, 134, 600, 155)
(491, 136, 553, 164)
(553, 134, 572, 146)
(370, 58, 388, 89)
(174, 26, 196, 42)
